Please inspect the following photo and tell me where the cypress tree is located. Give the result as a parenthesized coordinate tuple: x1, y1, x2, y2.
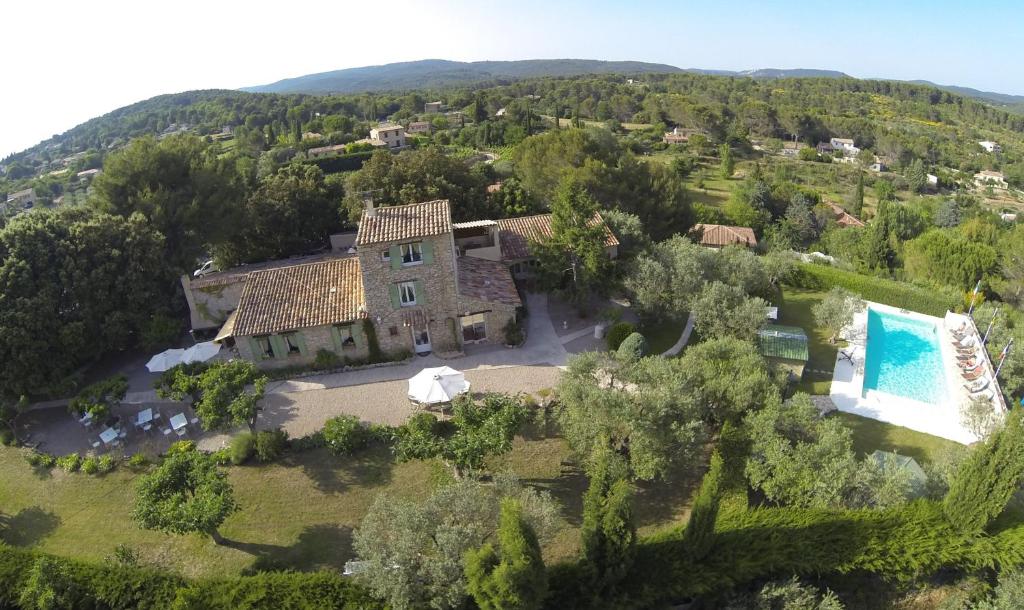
(850, 171, 864, 218)
(581, 444, 636, 596)
(465, 499, 547, 610)
(719, 144, 734, 178)
(682, 451, 723, 559)
(944, 410, 1024, 535)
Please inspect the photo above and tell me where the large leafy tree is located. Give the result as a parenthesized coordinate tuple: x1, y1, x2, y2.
(343, 147, 491, 221)
(90, 134, 245, 271)
(464, 499, 548, 610)
(678, 337, 778, 424)
(156, 361, 268, 432)
(132, 443, 238, 543)
(904, 229, 999, 290)
(556, 352, 704, 481)
(690, 281, 768, 342)
(353, 476, 559, 610)
(0, 208, 170, 397)
(532, 176, 613, 303)
(394, 393, 528, 478)
(215, 163, 342, 265)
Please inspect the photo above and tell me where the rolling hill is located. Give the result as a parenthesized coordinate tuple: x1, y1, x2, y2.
(241, 59, 685, 94)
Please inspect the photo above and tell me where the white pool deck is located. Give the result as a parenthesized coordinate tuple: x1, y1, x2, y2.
(829, 302, 1004, 445)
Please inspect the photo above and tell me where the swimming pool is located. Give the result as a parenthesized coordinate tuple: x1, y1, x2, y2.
(862, 308, 948, 405)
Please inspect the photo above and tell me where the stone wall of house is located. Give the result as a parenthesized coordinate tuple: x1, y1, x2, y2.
(235, 324, 370, 369)
(456, 296, 518, 346)
(357, 232, 461, 354)
(182, 275, 246, 331)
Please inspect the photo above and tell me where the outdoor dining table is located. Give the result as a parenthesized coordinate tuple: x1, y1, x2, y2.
(135, 408, 154, 430)
(99, 427, 119, 445)
(169, 413, 188, 432)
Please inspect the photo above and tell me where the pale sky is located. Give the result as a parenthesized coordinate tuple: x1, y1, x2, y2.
(3, 0, 1022, 159)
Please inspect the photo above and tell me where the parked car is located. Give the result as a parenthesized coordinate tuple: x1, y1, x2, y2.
(193, 260, 217, 277)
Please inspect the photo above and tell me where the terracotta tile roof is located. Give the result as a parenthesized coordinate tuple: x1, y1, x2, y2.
(496, 212, 619, 260)
(356, 200, 452, 246)
(826, 202, 865, 228)
(232, 258, 364, 336)
(690, 223, 758, 248)
(458, 257, 521, 307)
(190, 253, 342, 289)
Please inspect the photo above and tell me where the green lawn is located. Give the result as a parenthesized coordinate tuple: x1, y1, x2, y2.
(836, 412, 961, 465)
(779, 287, 845, 375)
(0, 433, 702, 578)
(638, 318, 687, 355)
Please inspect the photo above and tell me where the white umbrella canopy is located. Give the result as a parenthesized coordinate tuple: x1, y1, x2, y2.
(408, 366, 471, 405)
(145, 348, 186, 373)
(181, 341, 222, 364)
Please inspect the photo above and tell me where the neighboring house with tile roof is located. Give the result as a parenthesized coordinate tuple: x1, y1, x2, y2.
(824, 202, 865, 228)
(370, 123, 407, 149)
(495, 212, 619, 277)
(689, 223, 758, 249)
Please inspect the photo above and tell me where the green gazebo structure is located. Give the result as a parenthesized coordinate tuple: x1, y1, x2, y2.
(757, 324, 810, 379)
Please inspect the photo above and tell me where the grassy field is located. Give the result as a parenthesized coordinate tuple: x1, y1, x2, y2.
(779, 287, 845, 386)
(638, 318, 687, 355)
(836, 412, 961, 465)
(0, 432, 703, 578)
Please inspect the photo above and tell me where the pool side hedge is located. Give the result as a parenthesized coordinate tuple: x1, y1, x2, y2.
(789, 263, 961, 317)
(0, 544, 382, 610)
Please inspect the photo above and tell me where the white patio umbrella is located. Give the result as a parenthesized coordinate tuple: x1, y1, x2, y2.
(145, 348, 186, 373)
(181, 341, 222, 364)
(407, 366, 471, 405)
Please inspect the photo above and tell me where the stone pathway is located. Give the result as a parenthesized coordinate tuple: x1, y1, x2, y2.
(661, 315, 694, 357)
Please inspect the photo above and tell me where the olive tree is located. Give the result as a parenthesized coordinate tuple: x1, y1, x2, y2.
(812, 287, 865, 344)
(132, 443, 238, 543)
(352, 476, 559, 610)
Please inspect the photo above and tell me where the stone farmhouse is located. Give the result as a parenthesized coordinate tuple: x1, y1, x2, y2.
(182, 200, 618, 368)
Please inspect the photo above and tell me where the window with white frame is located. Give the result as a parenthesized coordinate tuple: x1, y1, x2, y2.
(399, 281, 417, 306)
(381, 249, 391, 262)
(460, 313, 487, 342)
(401, 242, 422, 265)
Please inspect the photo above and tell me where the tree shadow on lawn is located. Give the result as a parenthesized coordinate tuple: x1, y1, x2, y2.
(224, 523, 354, 575)
(288, 445, 396, 495)
(0, 506, 62, 547)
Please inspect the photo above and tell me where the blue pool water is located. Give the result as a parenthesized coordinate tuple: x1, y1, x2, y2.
(862, 308, 947, 405)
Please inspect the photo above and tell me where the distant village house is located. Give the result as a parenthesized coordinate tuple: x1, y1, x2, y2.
(979, 141, 1002, 153)
(689, 223, 758, 249)
(974, 170, 1008, 190)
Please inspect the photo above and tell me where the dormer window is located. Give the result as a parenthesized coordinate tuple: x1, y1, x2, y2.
(401, 242, 423, 266)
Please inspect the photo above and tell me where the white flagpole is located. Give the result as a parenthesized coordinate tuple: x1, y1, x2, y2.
(994, 338, 1014, 379)
(983, 307, 1000, 345)
(967, 280, 982, 317)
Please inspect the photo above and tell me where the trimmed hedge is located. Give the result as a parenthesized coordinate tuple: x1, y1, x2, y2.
(789, 263, 960, 317)
(303, 150, 375, 173)
(0, 545, 381, 610)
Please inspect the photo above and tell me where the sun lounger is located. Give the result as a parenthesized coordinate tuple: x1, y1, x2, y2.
(962, 368, 986, 381)
(964, 378, 990, 393)
(958, 360, 978, 370)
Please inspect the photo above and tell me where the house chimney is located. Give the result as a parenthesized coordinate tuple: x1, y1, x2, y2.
(363, 197, 376, 219)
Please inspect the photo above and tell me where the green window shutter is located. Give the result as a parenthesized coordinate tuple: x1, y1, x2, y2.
(414, 280, 427, 305)
(248, 337, 265, 361)
(352, 323, 366, 348)
(330, 325, 344, 352)
(421, 241, 434, 264)
(390, 245, 402, 270)
(269, 335, 287, 359)
(389, 284, 401, 309)
(295, 332, 309, 356)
